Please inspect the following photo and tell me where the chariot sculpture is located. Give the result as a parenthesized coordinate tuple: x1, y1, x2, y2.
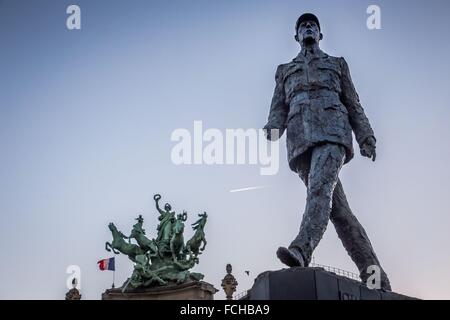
(105, 194, 208, 290)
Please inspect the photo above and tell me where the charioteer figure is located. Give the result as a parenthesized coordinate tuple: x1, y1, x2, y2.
(154, 194, 176, 253)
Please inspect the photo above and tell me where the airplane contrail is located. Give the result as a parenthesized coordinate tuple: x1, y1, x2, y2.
(229, 185, 269, 193)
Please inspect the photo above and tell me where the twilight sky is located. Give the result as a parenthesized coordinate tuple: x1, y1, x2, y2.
(1, 0, 450, 299)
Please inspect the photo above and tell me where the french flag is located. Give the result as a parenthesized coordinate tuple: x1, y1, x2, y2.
(97, 257, 115, 271)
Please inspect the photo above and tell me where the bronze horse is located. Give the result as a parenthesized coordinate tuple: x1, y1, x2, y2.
(105, 223, 145, 262)
(185, 212, 208, 258)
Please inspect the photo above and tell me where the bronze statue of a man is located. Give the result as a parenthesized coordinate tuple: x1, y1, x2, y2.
(264, 13, 391, 290)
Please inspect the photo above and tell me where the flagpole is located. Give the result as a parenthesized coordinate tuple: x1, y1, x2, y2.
(112, 269, 115, 289)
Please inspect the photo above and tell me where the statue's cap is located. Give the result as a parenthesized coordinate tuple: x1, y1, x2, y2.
(295, 13, 321, 32)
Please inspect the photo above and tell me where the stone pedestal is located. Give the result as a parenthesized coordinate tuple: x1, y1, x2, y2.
(102, 281, 218, 300)
(248, 267, 417, 300)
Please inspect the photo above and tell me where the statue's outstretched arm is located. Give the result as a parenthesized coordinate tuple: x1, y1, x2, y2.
(154, 194, 165, 215)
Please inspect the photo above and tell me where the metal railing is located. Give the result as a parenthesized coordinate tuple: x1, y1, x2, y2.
(310, 262, 361, 281)
(235, 290, 249, 300)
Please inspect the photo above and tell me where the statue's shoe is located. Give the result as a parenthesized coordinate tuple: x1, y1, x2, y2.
(276, 246, 305, 267)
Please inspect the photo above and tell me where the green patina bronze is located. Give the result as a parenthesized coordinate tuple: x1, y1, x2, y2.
(105, 194, 208, 290)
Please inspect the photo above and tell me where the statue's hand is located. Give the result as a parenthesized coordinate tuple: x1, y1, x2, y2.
(263, 124, 282, 142)
(360, 136, 376, 162)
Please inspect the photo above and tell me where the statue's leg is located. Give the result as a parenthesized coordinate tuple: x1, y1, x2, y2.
(289, 143, 346, 265)
(330, 179, 392, 290)
(201, 239, 207, 251)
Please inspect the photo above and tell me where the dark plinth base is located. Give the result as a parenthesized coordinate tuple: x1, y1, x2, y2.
(249, 267, 417, 300)
(102, 281, 218, 300)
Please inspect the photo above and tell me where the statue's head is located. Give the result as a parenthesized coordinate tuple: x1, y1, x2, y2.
(164, 203, 172, 211)
(294, 13, 322, 45)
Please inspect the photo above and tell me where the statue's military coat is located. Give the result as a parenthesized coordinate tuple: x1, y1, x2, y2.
(265, 49, 375, 171)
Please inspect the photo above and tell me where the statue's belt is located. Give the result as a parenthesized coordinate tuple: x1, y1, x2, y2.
(289, 89, 340, 105)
